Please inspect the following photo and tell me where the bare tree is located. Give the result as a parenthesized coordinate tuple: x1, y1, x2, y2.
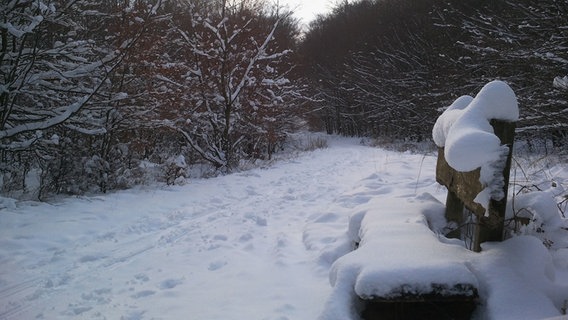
(0, 0, 163, 196)
(300, 0, 568, 144)
(165, 0, 301, 169)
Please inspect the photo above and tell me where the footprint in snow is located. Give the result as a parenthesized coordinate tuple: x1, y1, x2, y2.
(276, 303, 295, 312)
(81, 288, 111, 303)
(312, 212, 341, 223)
(245, 214, 268, 226)
(337, 195, 372, 208)
(282, 194, 296, 201)
(245, 186, 258, 195)
(159, 278, 183, 289)
(68, 306, 92, 316)
(239, 233, 253, 242)
(213, 234, 228, 241)
(273, 233, 289, 266)
(122, 310, 146, 320)
(256, 217, 267, 226)
(78, 254, 104, 263)
(208, 260, 227, 271)
(134, 273, 150, 282)
(131, 290, 156, 299)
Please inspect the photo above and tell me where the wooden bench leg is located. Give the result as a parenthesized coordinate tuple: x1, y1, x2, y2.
(445, 190, 464, 239)
(473, 199, 507, 252)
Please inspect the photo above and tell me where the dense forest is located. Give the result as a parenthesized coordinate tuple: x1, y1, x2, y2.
(1, 0, 567, 199)
(300, 0, 568, 141)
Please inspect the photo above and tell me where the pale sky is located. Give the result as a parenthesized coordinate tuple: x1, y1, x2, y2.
(277, 0, 340, 26)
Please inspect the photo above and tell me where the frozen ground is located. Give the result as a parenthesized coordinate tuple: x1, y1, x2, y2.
(0, 136, 567, 320)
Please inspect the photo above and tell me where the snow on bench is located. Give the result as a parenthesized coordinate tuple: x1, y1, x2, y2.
(320, 193, 479, 320)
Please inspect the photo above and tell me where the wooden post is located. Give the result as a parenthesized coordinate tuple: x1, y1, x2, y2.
(472, 120, 515, 252)
(445, 190, 464, 239)
(436, 120, 515, 252)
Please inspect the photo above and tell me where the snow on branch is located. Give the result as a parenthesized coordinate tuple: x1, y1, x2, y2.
(166, 122, 226, 168)
(204, 17, 229, 51)
(229, 17, 283, 104)
(0, 96, 89, 139)
(553, 76, 568, 90)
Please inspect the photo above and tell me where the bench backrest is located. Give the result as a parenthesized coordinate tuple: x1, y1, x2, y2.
(436, 120, 515, 252)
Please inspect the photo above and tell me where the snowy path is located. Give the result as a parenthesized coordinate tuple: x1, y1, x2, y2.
(0, 138, 439, 320)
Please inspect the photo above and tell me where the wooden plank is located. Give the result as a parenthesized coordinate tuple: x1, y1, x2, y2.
(444, 190, 464, 239)
(361, 283, 479, 320)
(436, 148, 485, 217)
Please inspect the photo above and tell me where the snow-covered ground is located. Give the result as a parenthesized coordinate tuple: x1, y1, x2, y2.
(1, 136, 567, 320)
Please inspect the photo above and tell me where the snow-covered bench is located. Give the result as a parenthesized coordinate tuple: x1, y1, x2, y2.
(321, 81, 519, 320)
(321, 194, 479, 320)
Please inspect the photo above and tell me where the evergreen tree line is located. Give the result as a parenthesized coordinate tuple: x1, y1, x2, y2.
(299, 0, 568, 143)
(2, 0, 567, 199)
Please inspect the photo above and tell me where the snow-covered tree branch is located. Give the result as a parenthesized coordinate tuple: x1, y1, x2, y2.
(164, 0, 302, 168)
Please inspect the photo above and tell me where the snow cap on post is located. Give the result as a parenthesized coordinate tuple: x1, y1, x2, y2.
(432, 95, 473, 147)
(466, 80, 519, 121)
(432, 80, 518, 172)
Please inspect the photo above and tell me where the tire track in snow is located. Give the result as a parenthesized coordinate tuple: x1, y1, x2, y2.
(0, 278, 46, 320)
(0, 201, 220, 319)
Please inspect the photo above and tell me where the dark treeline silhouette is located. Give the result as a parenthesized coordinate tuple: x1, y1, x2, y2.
(299, 0, 568, 143)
